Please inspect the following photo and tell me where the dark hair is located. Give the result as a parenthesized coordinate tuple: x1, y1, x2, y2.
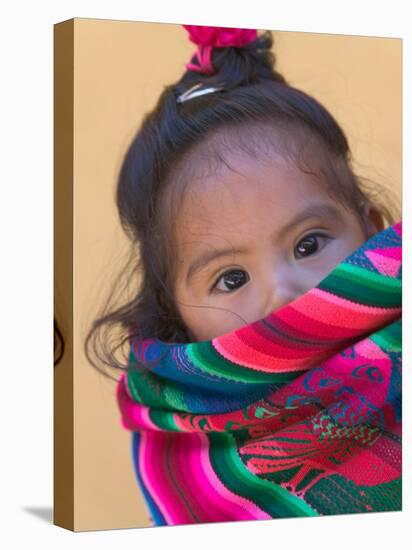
(54, 317, 65, 367)
(84, 29, 399, 381)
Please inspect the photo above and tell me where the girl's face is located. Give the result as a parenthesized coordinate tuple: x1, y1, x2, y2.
(173, 150, 382, 342)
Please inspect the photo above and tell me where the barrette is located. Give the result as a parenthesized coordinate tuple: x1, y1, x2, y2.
(176, 83, 224, 104)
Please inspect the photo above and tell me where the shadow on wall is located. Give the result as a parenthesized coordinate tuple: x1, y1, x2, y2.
(22, 506, 53, 524)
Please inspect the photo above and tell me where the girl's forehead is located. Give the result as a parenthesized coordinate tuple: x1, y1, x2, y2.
(169, 119, 318, 190)
(163, 122, 340, 250)
(174, 152, 332, 237)
(180, 149, 321, 205)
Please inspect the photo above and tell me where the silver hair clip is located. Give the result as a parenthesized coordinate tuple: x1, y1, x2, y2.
(176, 83, 224, 104)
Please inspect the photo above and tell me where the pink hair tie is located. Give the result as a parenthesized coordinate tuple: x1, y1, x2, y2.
(182, 25, 258, 75)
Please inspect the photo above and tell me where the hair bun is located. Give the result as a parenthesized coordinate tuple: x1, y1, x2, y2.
(183, 25, 258, 49)
(181, 27, 287, 89)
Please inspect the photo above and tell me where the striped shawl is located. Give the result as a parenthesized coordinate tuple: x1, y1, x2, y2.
(117, 221, 402, 526)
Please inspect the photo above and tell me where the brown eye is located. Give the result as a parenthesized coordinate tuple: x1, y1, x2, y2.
(212, 269, 249, 293)
(295, 233, 330, 259)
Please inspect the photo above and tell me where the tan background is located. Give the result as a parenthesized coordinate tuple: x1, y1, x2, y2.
(62, 18, 401, 531)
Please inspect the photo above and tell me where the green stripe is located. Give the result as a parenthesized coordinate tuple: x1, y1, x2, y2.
(319, 263, 401, 307)
(148, 409, 180, 431)
(370, 319, 401, 352)
(208, 432, 319, 517)
(371, 330, 401, 353)
(127, 370, 145, 404)
(188, 341, 299, 384)
(273, 436, 312, 444)
(338, 262, 400, 288)
(385, 318, 402, 342)
(128, 370, 187, 411)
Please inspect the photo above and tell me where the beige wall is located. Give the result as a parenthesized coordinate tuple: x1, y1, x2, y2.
(58, 18, 401, 531)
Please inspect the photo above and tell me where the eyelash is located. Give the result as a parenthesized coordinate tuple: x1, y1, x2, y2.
(210, 232, 331, 294)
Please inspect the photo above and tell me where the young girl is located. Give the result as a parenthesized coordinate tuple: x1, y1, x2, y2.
(85, 25, 401, 526)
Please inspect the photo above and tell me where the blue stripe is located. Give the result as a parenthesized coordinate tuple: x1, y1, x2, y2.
(131, 431, 167, 526)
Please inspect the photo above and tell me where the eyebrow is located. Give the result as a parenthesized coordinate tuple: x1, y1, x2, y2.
(185, 202, 342, 282)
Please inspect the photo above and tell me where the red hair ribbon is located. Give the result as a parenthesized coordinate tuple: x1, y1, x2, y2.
(182, 25, 258, 75)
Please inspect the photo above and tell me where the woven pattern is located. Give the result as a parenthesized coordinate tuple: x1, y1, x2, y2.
(117, 221, 402, 526)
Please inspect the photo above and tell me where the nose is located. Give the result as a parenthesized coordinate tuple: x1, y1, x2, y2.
(262, 269, 304, 317)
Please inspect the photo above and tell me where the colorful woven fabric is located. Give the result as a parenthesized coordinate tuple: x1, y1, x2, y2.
(117, 221, 402, 526)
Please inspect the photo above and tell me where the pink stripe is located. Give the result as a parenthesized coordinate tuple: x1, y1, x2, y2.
(303, 288, 401, 324)
(245, 321, 327, 352)
(117, 379, 164, 431)
(238, 329, 318, 358)
(392, 221, 402, 237)
(213, 336, 328, 373)
(140, 432, 270, 524)
(256, 312, 340, 344)
(267, 307, 359, 340)
(173, 414, 191, 431)
(196, 433, 271, 520)
(355, 337, 393, 360)
(174, 434, 220, 522)
(212, 322, 315, 364)
(162, 434, 210, 523)
(308, 288, 401, 321)
(139, 407, 161, 431)
(138, 432, 178, 524)
(212, 292, 393, 372)
(211, 284, 400, 372)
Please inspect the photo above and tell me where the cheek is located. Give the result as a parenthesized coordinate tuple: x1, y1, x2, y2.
(179, 302, 248, 342)
(181, 310, 213, 342)
(173, 291, 205, 337)
(340, 229, 367, 256)
(323, 232, 365, 272)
